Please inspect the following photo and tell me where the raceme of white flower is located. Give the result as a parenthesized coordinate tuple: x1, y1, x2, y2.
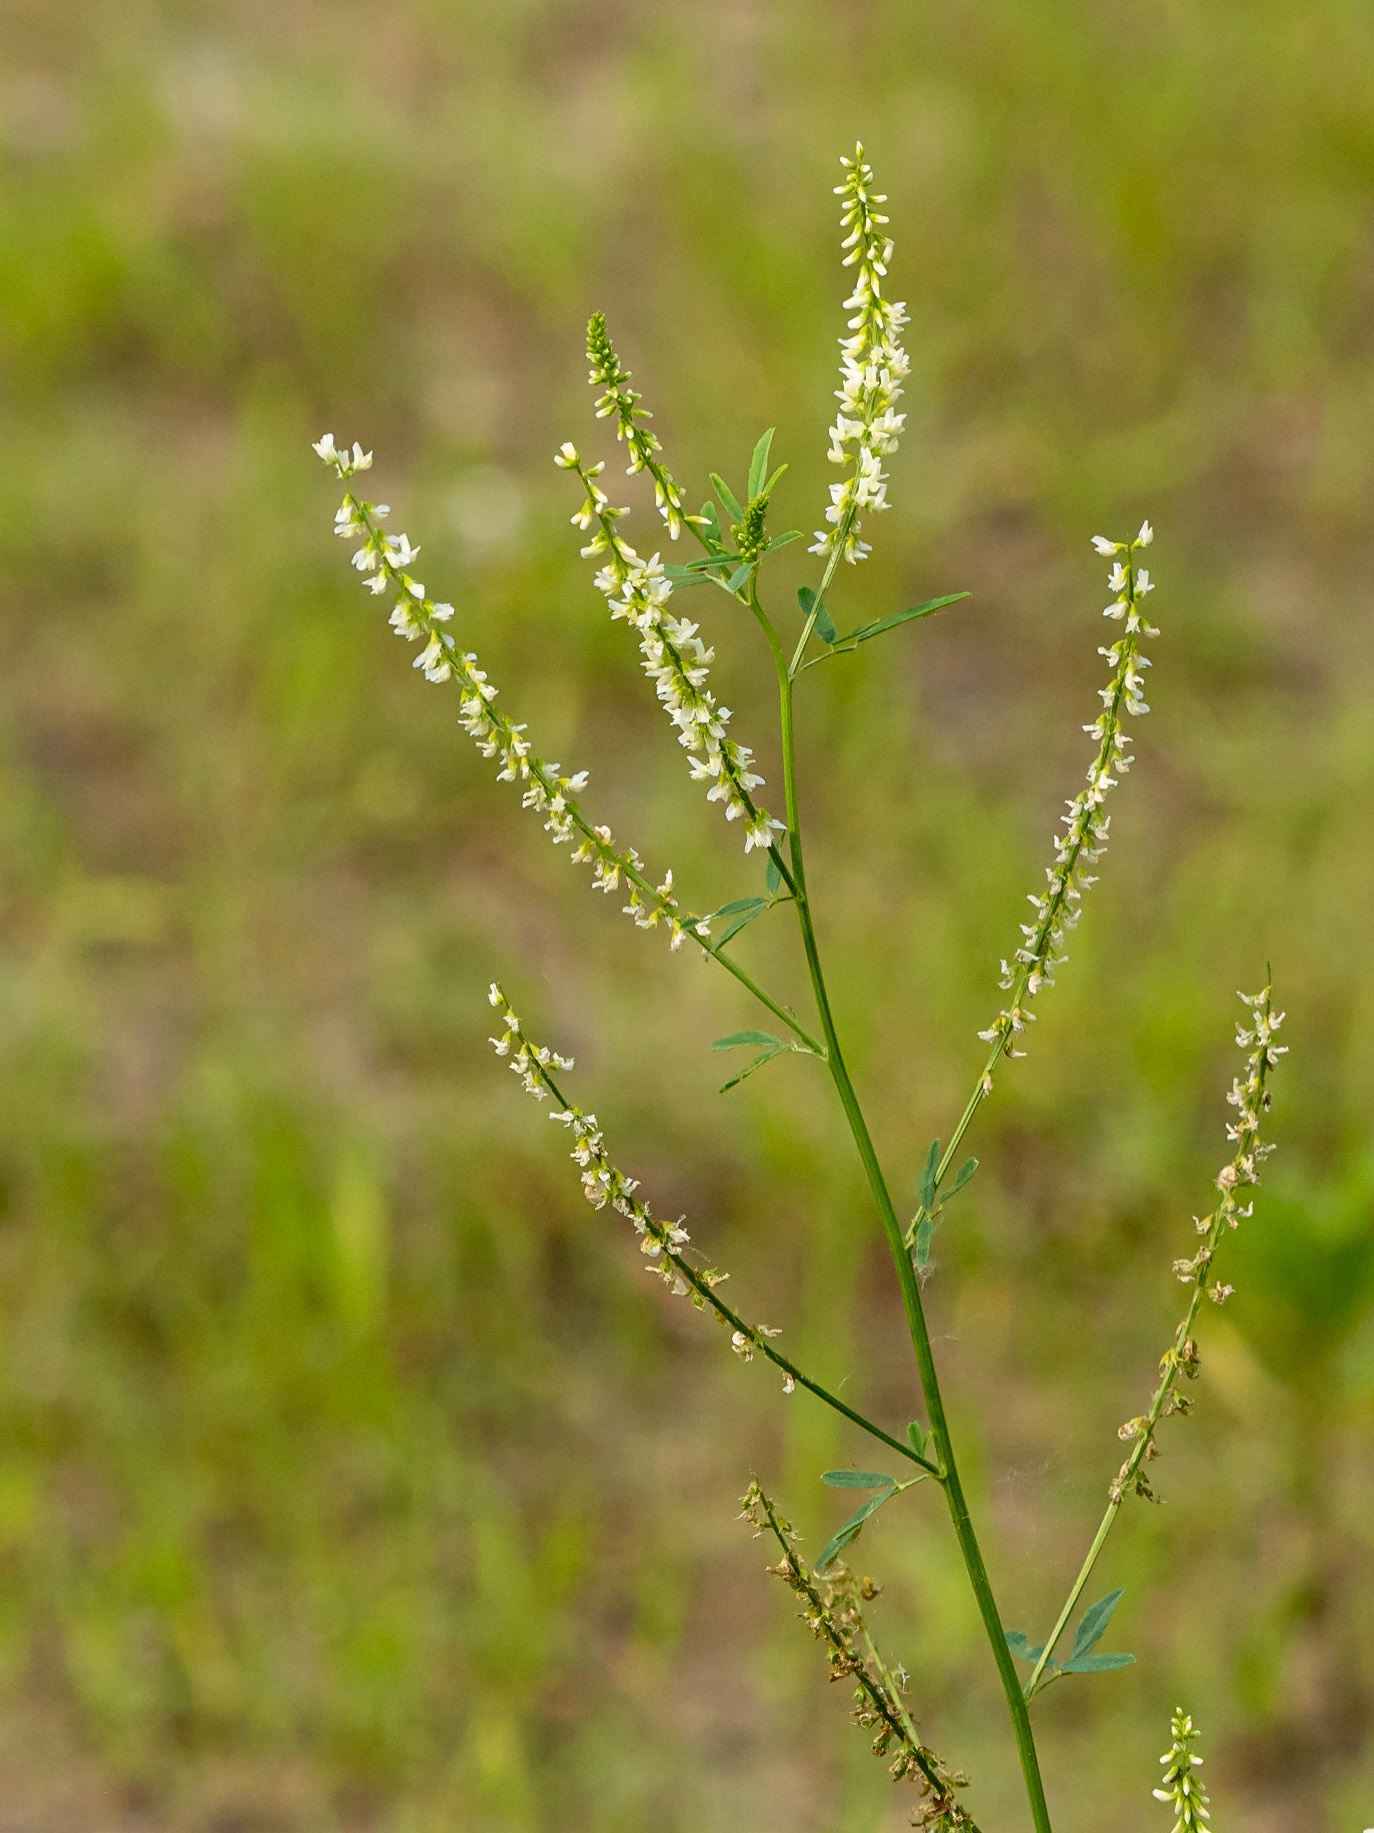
(1152, 1709, 1211, 1833)
(556, 441, 784, 854)
(1111, 985, 1284, 1503)
(811, 143, 911, 568)
(313, 435, 699, 949)
(585, 310, 695, 541)
(485, 983, 812, 1391)
(978, 521, 1158, 1069)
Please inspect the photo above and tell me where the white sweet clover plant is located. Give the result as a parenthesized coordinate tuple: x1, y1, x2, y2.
(312, 144, 1287, 1832)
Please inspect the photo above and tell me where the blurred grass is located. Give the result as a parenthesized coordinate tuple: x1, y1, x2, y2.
(1, 1, 1373, 1828)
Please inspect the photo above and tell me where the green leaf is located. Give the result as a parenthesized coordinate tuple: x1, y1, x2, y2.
(765, 855, 782, 895)
(718, 1045, 786, 1093)
(710, 473, 743, 522)
(717, 903, 770, 946)
(906, 1421, 929, 1459)
(919, 1140, 940, 1211)
(798, 589, 837, 644)
(726, 562, 753, 594)
(762, 464, 789, 498)
(747, 428, 775, 501)
(914, 1213, 935, 1271)
(817, 1487, 896, 1570)
(712, 1030, 782, 1051)
(699, 501, 725, 548)
(712, 898, 767, 918)
(801, 594, 973, 668)
(685, 552, 741, 571)
(765, 529, 804, 551)
(661, 569, 713, 589)
(1004, 1630, 1048, 1665)
(1059, 1651, 1136, 1674)
(948, 1156, 979, 1198)
(821, 1470, 895, 1490)
(844, 593, 971, 647)
(1071, 1589, 1125, 1660)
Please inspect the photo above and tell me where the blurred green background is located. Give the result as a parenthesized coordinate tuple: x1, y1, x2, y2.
(2, 1, 1373, 1828)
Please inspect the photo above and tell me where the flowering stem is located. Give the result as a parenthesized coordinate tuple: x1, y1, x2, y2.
(748, 1485, 977, 1823)
(787, 507, 853, 677)
(905, 537, 1158, 1253)
(514, 1035, 937, 1476)
(759, 580, 1055, 1833)
(1023, 990, 1282, 1700)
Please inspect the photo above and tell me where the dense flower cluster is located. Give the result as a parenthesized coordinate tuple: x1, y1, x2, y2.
(486, 986, 797, 1389)
(744, 1484, 977, 1831)
(558, 443, 783, 853)
(585, 311, 693, 540)
(1111, 986, 1284, 1502)
(315, 436, 701, 947)
(978, 524, 1158, 1073)
(1152, 1710, 1211, 1833)
(811, 143, 910, 566)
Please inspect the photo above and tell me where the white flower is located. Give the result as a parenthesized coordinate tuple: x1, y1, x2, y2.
(319, 439, 700, 951)
(812, 145, 908, 567)
(561, 449, 784, 854)
(979, 531, 1158, 1057)
(1152, 1709, 1211, 1832)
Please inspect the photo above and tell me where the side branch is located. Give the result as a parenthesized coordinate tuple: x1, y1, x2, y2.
(1024, 986, 1286, 1699)
(744, 1483, 979, 1831)
(488, 986, 938, 1476)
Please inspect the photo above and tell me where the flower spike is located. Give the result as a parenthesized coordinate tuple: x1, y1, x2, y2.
(811, 144, 910, 566)
(316, 438, 699, 948)
(1152, 1708, 1212, 1833)
(977, 525, 1159, 1072)
(557, 442, 783, 854)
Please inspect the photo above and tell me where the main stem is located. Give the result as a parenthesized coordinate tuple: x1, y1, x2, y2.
(759, 594, 1053, 1833)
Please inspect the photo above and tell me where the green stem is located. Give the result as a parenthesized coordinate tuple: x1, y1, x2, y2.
(529, 1056, 937, 1477)
(1023, 1502, 1119, 1701)
(761, 581, 1054, 1833)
